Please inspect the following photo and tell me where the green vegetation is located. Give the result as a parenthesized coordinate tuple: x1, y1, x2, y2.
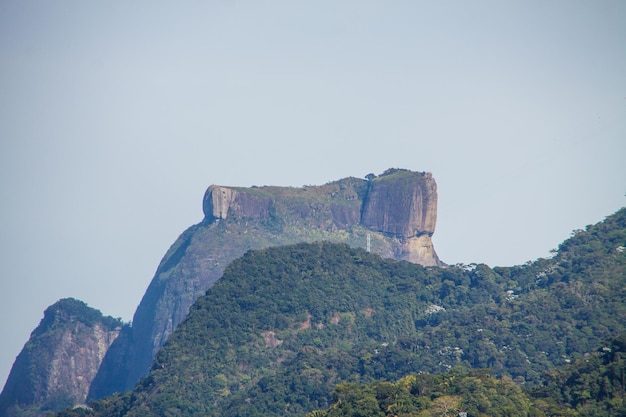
(306, 367, 538, 417)
(53, 208, 625, 416)
(369, 168, 425, 183)
(308, 333, 626, 416)
(36, 298, 123, 333)
(531, 333, 626, 416)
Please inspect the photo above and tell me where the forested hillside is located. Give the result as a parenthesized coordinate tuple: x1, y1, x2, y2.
(305, 334, 626, 416)
(54, 208, 625, 417)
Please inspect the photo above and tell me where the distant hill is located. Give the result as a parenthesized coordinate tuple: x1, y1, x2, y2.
(0, 299, 123, 417)
(52, 207, 626, 417)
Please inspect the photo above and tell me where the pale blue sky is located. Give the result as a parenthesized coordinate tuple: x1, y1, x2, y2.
(1, 0, 625, 387)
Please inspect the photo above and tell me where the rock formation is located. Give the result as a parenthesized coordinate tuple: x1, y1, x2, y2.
(361, 170, 439, 265)
(203, 185, 273, 220)
(1, 169, 442, 414)
(0, 299, 123, 417)
(361, 171, 437, 236)
(89, 168, 442, 399)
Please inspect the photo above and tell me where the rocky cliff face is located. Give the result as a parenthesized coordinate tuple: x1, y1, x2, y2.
(202, 170, 439, 251)
(361, 170, 437, 237)
(203, 185, 273, 220)
(0, 299, 123, 417)
(89, 168, 442, 399)
(362, 170, 439, 266)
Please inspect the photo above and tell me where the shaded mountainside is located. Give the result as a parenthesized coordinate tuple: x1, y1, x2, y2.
(90, 168, 442, 398)
(0, 299, 123, 417)
(56, 208, 626, 417)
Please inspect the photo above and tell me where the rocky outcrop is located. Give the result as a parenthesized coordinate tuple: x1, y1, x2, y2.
(201, 170, 439, 249)
(391, 234, 440, 266)
(362, 170, 439, 266)
(361, 170, 437, 238)
(0, 299, 123, 417)
(90, 169, 442, 399)
(203, 185, 273, 221)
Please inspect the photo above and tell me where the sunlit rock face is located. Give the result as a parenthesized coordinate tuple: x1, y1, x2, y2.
(361, 170, 440, 266)
(361, 170, 438, 239)
(203, 185, 273, 221)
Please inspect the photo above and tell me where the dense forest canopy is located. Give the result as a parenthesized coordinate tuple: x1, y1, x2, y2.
(306, 333, 626, 417)
(51, 208, 626, 417)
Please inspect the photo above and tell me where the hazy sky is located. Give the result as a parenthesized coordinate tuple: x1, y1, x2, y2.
(1, 0, 624, 388)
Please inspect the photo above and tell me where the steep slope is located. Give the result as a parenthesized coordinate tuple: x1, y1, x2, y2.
(61, 208, 625, 417)
(90, 168, 441, 397)
(0, 299, 123, 417)
(361, 169, 438, 263)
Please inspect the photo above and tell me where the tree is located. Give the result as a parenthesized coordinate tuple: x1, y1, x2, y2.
(429, 395, 461, 417)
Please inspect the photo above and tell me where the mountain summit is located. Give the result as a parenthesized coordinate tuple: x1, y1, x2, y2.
(0, 299, 123, 417)
(203, 168, 440, 264)
(90, 168, 441, 398)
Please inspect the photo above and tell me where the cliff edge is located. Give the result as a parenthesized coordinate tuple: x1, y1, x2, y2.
(201, 168, 440, 266)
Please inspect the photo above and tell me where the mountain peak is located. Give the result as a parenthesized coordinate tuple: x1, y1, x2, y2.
(202, 169, 440, 265)
(0, 299, 123, 417)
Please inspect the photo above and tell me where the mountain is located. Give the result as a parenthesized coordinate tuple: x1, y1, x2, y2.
(53, 207, 626, 417)
(0, 299, 124, 417)
(89, 168, 442, 398)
